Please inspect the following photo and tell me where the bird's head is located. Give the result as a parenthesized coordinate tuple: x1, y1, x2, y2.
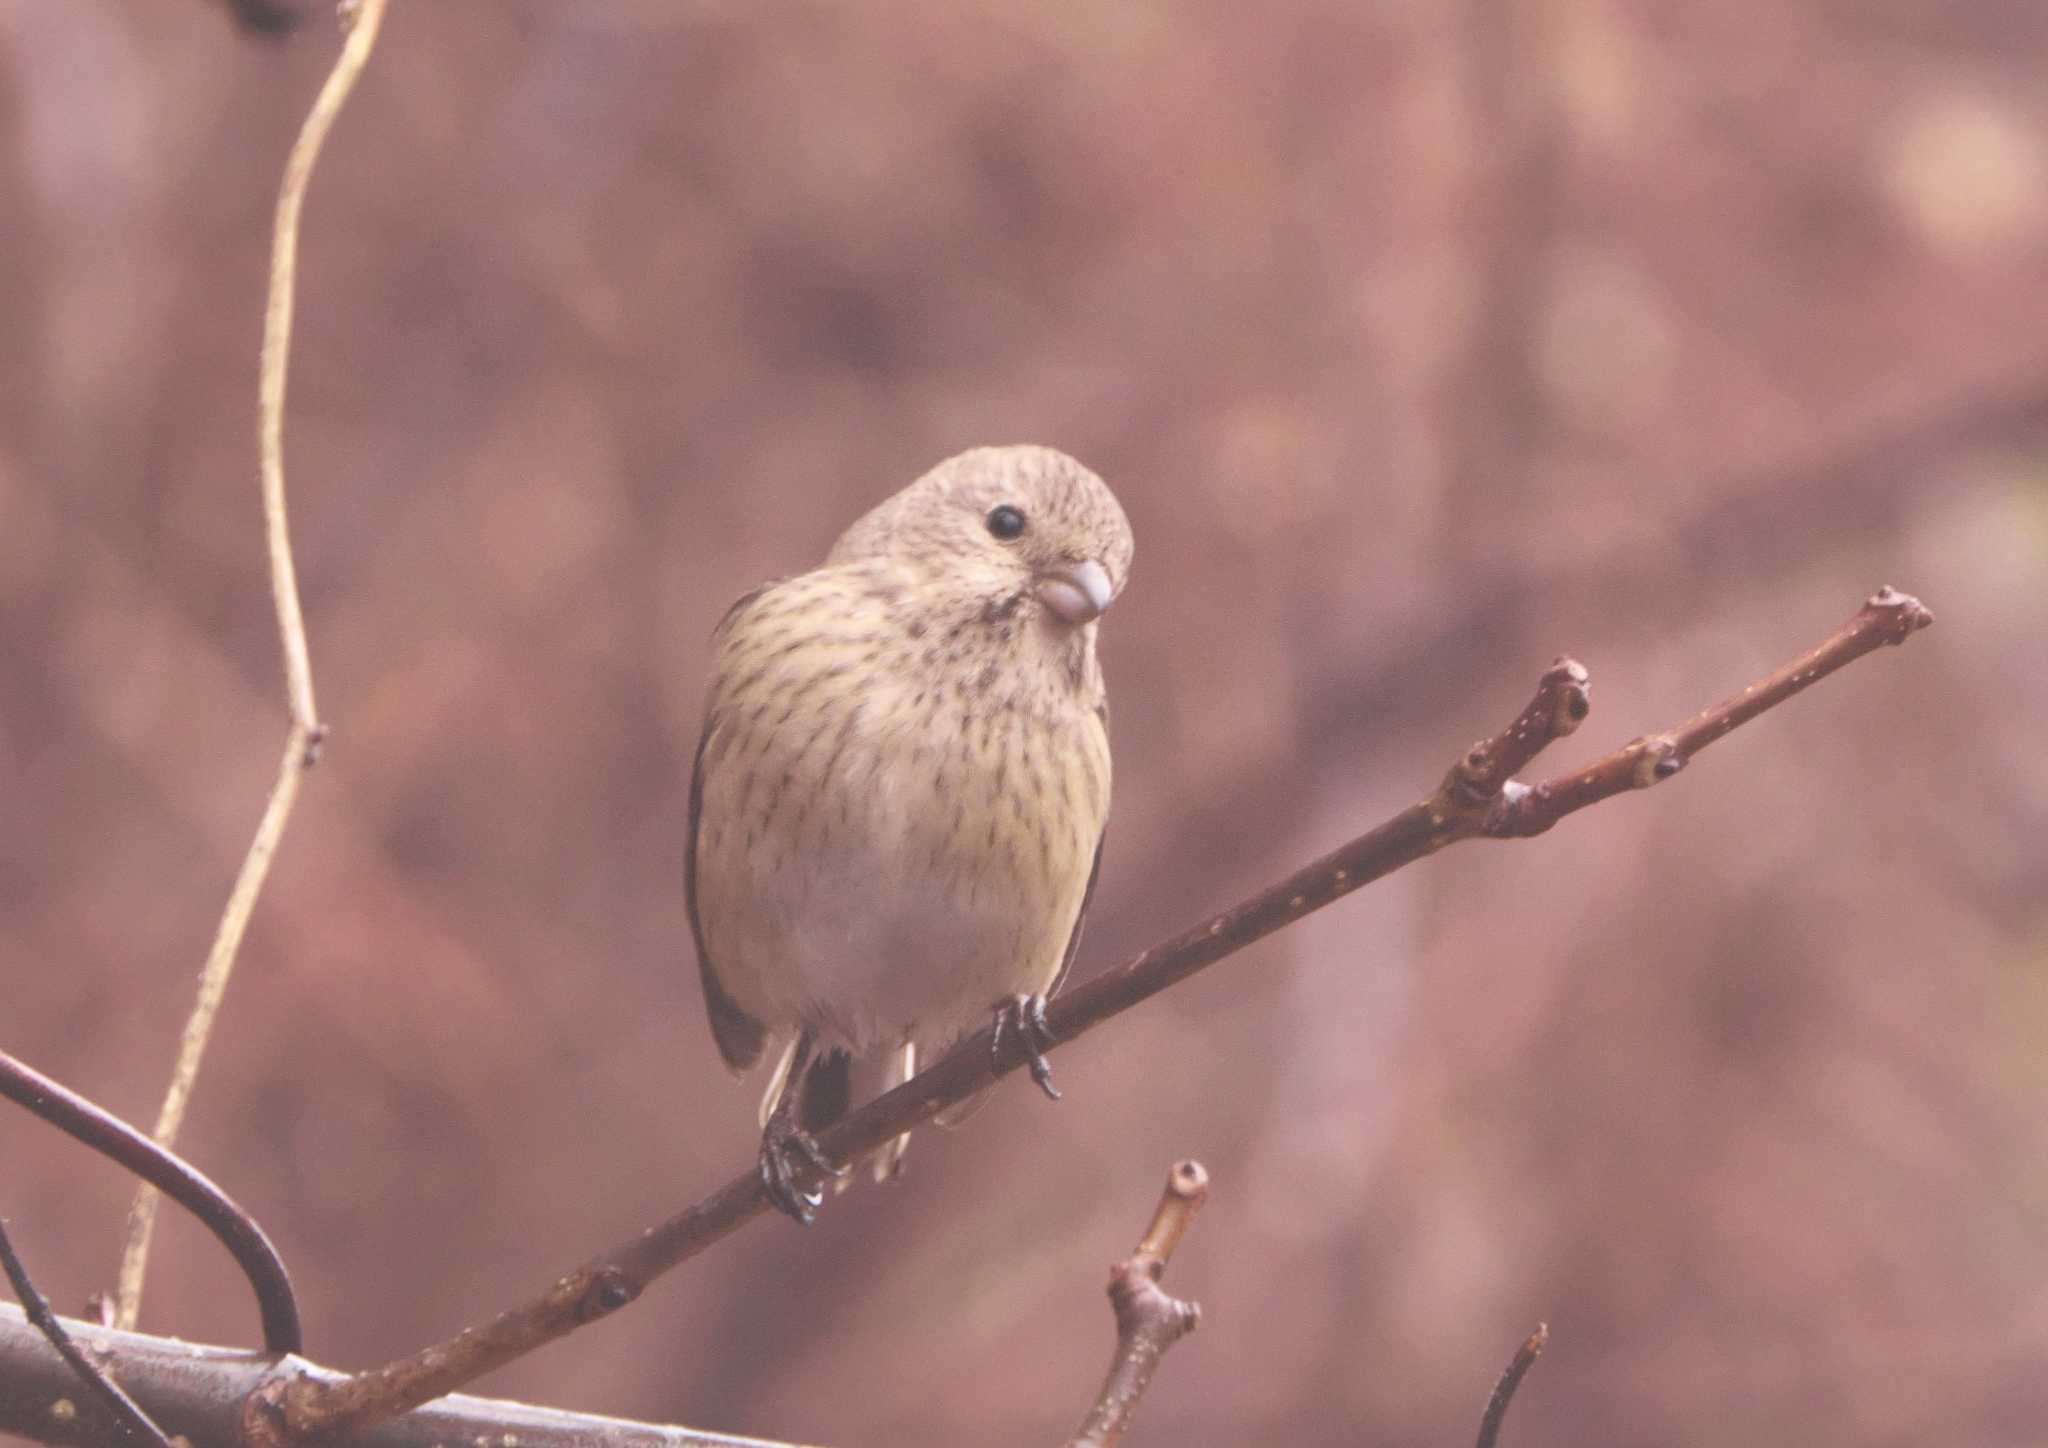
(829, 445, 1134, 631)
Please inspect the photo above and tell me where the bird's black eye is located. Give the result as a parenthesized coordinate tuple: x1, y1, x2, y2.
(985, 504, 1027, 541)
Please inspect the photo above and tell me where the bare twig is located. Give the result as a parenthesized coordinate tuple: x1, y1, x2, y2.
(0, 1221, 175, 1448)
(1484, 587, 1932, 836)
(0, 1308, 816, 1448)
(116, 0, 386, 1334)
(1068, 1161, 1209, 1448)
(267, 586, 1931, 1441)
(0, 1049, 302, 1354)
(1475, 1323, 1548, 1448)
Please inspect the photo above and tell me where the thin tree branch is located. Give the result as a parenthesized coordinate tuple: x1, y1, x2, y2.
(0, 1049, 302, 1354)
(1068, 1160, 1209, 1448)
(0, 1221, 174, 1448)
(1484, 586, 1933, 836)
(1475, 1323, 1548, 1448)
(262, 586, 1931, 1441)
(0, 1308, 817, 1448)
(116, 0, 385, 1334)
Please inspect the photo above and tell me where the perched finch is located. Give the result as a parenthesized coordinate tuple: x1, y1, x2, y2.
(686, 445, 1133, 1222)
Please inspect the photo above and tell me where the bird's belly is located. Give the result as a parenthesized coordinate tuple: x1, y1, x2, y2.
(751, 842, 1042, 1049)
(698, 713, 1092, 1054)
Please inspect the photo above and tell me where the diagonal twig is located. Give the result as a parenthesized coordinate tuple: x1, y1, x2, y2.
(1068, 1160, 1209, 1448)
(0, 1220, 175, 1448)
(1481, 586, 1934, 835)
(116, 0, 388, 1335)
(0, 1049, 302, 1354)
(1475, 1323, 1548, 1448)
(267, 586, 1932, 1441)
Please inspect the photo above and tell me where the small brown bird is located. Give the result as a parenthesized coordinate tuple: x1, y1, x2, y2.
(686, 445, 1132, 1222)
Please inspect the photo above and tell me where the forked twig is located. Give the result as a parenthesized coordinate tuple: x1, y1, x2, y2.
(115, 0, 388, 1334)
(1068, 1161, 1209, 1448)
(265, 587, 1931, 1441)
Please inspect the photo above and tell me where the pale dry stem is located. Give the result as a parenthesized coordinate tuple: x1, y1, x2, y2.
(115, 0, 388, 1333)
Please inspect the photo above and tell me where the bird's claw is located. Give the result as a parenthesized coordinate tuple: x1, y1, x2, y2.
(758, 1119, 844, 1226)
(990, 993, 1061, 1101)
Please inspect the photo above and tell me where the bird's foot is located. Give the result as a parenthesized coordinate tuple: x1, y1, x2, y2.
(758, 1116, 844, 1226)
(990, 993, 1061, 1101)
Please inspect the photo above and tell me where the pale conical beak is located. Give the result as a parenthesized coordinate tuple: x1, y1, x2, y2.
(1035, 558, 1115, 624)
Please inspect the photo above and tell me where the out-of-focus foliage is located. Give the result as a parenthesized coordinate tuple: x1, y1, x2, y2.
(3, 3, 2045, 1444)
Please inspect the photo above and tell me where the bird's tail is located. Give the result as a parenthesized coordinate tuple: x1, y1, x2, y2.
(757, 1039, 917, 1186)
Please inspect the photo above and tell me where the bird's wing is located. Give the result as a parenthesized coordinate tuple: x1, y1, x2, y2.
(685, 584, 775, 1073)
(931, 841, 1095, 1132)
(1045, 828, 1104, 1001)
(1046, 696, 1111, 999)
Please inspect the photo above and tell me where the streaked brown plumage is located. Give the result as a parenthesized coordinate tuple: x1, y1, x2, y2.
(686, 445, 1132, 1220)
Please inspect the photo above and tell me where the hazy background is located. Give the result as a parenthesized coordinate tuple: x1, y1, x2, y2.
(4, 3, 2046, 1444)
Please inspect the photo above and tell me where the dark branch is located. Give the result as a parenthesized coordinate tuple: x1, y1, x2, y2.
(1068, 1160, 1208, 1448)
(0, 1050, 303, 1353)
(271, 586, 1933, 1441)
(0, 1221, 174, 1448)
(0, 1306, 811, 1448)
(1475, 1323, 1549, 1448)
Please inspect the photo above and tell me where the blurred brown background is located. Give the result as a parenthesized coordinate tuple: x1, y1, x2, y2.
(4, 2, 2046, 1444)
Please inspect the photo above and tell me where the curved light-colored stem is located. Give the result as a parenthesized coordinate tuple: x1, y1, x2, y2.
(115, 0, 387, 1334)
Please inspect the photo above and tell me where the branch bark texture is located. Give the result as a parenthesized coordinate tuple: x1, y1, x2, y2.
(1068, 1160, 1209, 1448)
(0, 1224, 174, 1448)
(0, 1307, 812, 1448)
